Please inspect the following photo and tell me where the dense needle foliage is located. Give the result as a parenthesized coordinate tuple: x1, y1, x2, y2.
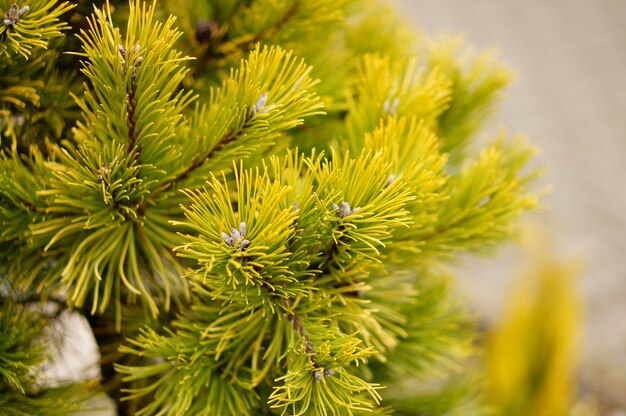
(0, 0, 539, 414)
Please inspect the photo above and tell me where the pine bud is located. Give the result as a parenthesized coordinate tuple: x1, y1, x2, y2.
(195, 20, 220, 43)
(252, 92, 269, 115)
(478, 195, 491, 207)
(383, 97, 400, 115)
(117, 44, 126, 58)
(3, 3, 25, 27)
(333, 201, 359, 219)
(6, 4, 18, 20)
(221, 222, 250, 250)
(221, 232, 233, 246)
(313, 368, 334, 381)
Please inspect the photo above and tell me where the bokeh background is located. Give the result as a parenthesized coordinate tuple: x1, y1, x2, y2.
(394, 0, 626, 410)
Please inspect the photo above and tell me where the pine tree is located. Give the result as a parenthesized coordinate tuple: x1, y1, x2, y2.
(0, 1, 539, 415)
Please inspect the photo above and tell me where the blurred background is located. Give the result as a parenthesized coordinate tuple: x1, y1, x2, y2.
(394, 0, 626, 411)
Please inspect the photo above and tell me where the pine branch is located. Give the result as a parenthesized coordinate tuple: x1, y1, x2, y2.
(155, 110, 254, 190)
(0, 1, 75, 60)
(0, 1, 545, 414)
(163, 44, 323, 188)
(285, 298, 316, 357)
(191, 1, 300, 76)
(121, 46, 141, 153)
(241, 1, 300, 50)
(427, 36, 514, 165)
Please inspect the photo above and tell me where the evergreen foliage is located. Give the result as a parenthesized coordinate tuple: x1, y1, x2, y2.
(0, 0, 540, 414)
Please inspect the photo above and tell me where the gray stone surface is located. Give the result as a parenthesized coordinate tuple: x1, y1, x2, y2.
(394, 0, 626, 407)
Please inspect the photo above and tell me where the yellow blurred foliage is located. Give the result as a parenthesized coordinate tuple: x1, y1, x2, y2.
(484, 229, 583, 416)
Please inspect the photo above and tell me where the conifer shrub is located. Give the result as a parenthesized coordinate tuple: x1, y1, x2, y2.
(0, 1, 539, 414)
